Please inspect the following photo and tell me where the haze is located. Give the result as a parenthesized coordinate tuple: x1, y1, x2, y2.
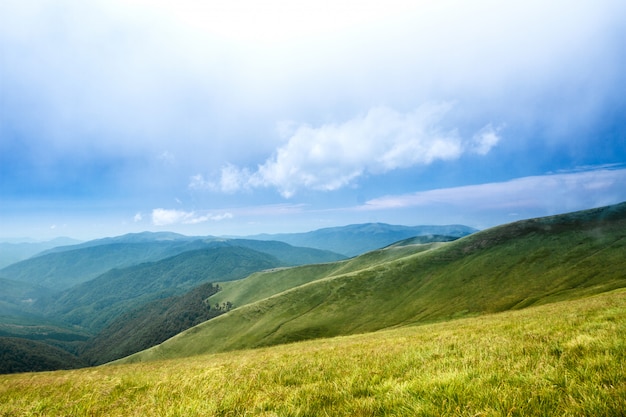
(1, 0, 625, 240)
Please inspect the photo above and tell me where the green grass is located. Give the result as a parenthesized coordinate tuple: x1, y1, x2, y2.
(208, 243, 431, 309)
(119, 203, 626, 363)
(1, 289, 625, 416)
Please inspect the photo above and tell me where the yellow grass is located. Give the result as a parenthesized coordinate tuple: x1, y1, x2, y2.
(1, 289, 625, 416)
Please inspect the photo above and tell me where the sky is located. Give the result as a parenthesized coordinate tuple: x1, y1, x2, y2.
(1, 0, 625, 240)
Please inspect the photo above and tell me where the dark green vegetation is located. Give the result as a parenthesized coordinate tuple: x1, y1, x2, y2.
(2, 289, 625, 416)
(36, 246, 280, 331)
(250, 223, 477, 256)
(120, 202, 626, 363)
(79, 282, 224, 365)
(0, 337, 86, 374)
(0, 234, 347, 373)
(0, 233, 344, 291)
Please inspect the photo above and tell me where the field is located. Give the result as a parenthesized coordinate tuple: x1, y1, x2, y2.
(1, 288, 625, 416)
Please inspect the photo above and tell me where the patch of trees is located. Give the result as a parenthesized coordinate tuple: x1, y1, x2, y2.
(0, 337, 87, 374)
(80, 283, 228, 365)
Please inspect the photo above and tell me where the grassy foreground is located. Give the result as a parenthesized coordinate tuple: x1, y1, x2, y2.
(1, 289, 625, 416)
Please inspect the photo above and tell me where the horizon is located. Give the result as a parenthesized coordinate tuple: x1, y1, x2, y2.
(2, 1, 626, 241)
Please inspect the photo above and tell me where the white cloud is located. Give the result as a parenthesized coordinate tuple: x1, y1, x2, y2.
(470, 124, 502, 155)
(151, 208, 233, 226)
(133, 212, 143, 222)
(360, 167, 626, 215)
(207, 105, 501, 197)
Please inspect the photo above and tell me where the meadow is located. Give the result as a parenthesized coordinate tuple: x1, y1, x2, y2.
(1, 288, 624, 416)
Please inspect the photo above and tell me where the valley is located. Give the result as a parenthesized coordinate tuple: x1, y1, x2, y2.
(0, 203, 625, 415)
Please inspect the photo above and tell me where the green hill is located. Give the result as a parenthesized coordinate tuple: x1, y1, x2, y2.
(0, 233, 345, 294)
(118, 202, 626, 363)
(0, 337, 86, 374)
(3, 289, 624, 415)
(0, 241, 203, 291)
(37, 246, 281, 332)
(79, 282, 225, 365)
(0, 277, 47, 317)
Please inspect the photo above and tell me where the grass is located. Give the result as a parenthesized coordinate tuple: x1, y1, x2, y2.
(1, 289, 625, 416)
(117, 206, 626, 362)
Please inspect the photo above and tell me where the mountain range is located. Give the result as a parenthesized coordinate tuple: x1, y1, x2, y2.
(248, 223, 477, 256)
(1, 207, 625, 374)
(119, 202, 626, 363)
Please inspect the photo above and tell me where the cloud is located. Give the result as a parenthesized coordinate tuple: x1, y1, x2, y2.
(204, 105, 501, 197)
(360, 167, 626, 215)
(151, 208, 233, 226)
(133, 212, 143, 222)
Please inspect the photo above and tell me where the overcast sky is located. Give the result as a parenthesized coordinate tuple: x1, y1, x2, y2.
(1, 0, 625, 240)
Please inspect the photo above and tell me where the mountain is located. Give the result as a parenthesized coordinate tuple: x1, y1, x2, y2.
(3, 289, 624, 414)
(0, 337, 87, 374)
(0, 240, 203, 291)
(0, 233, 345, 293)
(0, 277, 48, 317)
(118, 202, 626, 363)
(0, 237, 81, 269)
(248, 223, 477, 256)
(34, 232, 192, 256)
(36, 246, 282, 332)
(79, 282, 224, 365)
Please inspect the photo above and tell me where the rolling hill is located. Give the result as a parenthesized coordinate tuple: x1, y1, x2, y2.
(0, 234, 345, 298)
(118, 202, 626, 363)
(3, 287, 623, 415)
(0, 240, 204, 291)
(35, 246, 282, 332)
(249, 223, 477, 256)
(78, 282, 224, 365)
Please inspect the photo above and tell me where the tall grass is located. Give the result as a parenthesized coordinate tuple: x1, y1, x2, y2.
(2, 289, 625, 416)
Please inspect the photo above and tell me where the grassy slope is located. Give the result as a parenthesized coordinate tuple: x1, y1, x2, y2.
(120, 202, 626, 363)
(208, 243, 442, 309)
(1, 289, 624, 416)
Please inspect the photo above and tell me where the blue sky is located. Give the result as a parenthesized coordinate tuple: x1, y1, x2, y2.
(1, 0, 625, 240)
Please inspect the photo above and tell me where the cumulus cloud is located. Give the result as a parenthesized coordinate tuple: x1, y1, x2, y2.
(151, 208, 233, 226)
(203, 105, 501, 197)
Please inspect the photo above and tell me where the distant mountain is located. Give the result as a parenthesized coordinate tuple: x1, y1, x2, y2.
(0, 237, 82, 268)
(36, 246, 282, 332)
(118, 202, 626, 363)
(0, 241, 201, 291)
(0, 233, 345, 292)
(248, 223, 477, 256)
(35, 232, 192, 256)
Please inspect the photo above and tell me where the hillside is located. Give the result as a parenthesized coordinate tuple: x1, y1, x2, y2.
(79, 282, 224, 365)
(119, 202, 626, 363)
(0, 337, 87, 374)
(0, 277, 47, 316)
(249, 223, 477, 256)
(0, 233, 345, 293)
(36, 246, 281, 332)
(3, 289, 625, 415)
(0, 240, 202, 291)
